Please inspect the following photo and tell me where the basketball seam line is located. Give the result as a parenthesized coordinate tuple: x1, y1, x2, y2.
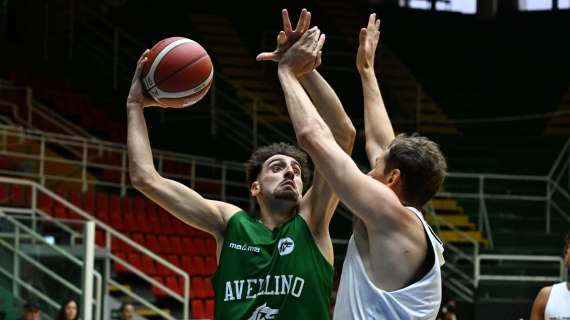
(155, 52, 210, 92)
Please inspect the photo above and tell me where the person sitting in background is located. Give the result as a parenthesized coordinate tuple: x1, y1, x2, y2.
(56, 299, 79, 320)
(17, 298, 40, 320)
(119, 302, 134, 320)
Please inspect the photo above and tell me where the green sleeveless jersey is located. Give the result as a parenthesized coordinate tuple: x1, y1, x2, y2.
(211, 211, 333, 320)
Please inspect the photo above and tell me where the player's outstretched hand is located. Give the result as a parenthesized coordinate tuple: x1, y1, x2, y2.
(279, 27, 325, 77)
(356, 13, 381, 73)
(256, 8, 311, 62)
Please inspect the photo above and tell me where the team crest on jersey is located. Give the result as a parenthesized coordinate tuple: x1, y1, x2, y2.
(248, 303, 279, 320)
(277, 237, 295, 256)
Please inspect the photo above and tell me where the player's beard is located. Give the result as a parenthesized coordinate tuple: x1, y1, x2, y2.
(274, 186, 299, 201)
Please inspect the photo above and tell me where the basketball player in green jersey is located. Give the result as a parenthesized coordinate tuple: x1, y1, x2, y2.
(126, 9, 355, 319)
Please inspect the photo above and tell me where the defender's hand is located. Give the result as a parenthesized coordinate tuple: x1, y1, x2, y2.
(279, 27, 325, 77)
(256, 9, 312, 62)
(356, 13, 381, 73)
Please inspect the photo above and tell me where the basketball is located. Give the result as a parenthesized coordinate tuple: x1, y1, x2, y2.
(141, 37, 213, 108)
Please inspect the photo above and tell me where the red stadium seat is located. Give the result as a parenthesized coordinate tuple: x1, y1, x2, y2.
(158, 235, 170, 253)
(146, 235, 160, 253)
(192, 256, 206, 276)
(110, 194, 122, 216)
(167, 255, 180, 269)
(96, 192, 108, 214)
(123, 211, 137, 231)
(158, 210, 174, 233)
(127, 253, 143, 271)
(182, 237, 197, 256)
(83, 191, 96, 214)
(10, 184, 29, 207)
(205, 238, 216, 257)
(151, 276, 167, 298)
(169, 236, 183, 254)
(181, 255, 194, 274)
(95, 230, 104, 247)
(204, 256, 217, 275)
(38, 193, 53, 213)
(190, 277, 207, 299)
(166, 276, 182, 296)
(67, 191, 82, 220)
(205, 299, 215, 319)
(114, 252, 128, 273)
(191, 300, 206, 319)
(194, 238, 207, 256)
(133, 208, 149, 232)
(141, 255, 157, 275)
(204, 278, 214, 298)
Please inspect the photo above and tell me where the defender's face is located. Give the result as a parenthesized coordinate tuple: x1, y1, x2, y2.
(368, 154, 388, 184)
(253, 154, 303, 202)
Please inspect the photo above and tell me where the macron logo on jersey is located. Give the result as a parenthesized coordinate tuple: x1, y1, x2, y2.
(277, 237, 294, 256)
(248, 303, 279, 320)
(229, 242, 261, 253)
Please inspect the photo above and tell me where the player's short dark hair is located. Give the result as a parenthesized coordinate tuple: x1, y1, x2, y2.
(384, 133, 447, 207)
(246, 142, 310, 189)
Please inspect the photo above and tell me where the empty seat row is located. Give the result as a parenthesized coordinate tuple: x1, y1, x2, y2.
(192, 299, 214, 320)
(106, 232, 216, 256)
(114, 252, 217, 277)
(151, 276, 214, 299)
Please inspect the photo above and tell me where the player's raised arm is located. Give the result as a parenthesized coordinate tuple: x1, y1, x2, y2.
(357, 14, 395, 167)
(126, 50, 239, 241)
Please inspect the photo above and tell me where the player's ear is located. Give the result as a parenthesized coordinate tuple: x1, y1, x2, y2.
(250, 181, 260, 196)
(386, 169, 401, 187)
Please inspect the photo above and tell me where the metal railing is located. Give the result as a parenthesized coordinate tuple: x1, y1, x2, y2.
(475, 254, 567, 286)
(0, 211, 101, 320)
(0, 177, 188, 320)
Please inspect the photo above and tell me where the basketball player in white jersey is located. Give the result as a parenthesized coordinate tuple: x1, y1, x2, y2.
(530, 231, 570, 320)
(276, 15, 447, 319)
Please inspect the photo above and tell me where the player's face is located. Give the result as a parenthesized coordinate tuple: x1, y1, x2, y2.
(255, 155, 303, 202)
(369, 154, 389, 184)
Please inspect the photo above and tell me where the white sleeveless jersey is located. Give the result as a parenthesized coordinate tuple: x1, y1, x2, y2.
(333, 207, 445, 320)
(544, 282, 570, 320)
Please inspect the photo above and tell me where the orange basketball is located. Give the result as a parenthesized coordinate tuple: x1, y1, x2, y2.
(141, 37, 213, 108)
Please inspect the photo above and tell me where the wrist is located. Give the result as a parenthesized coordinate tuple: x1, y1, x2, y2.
(359, 68, 376, 79)
(278, 64, 295, 77)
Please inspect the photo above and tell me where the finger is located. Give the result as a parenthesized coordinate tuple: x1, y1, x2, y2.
(277, 31, 287, 46)
(315, 50, 322, 69)
(359, 28, 367, 43)
(282, 9, 293, 33)
(300, 26, 317, 43)
(301, 11, 312, 33)
(256, 52, 277, 61)
(137, 49, 149, 64)
(295, 8, 307, 32)
(376, 19, 381, 31)
(134, 56, 148, 76)
(315, 34, 325, 55)
(368, 13, 376, 29)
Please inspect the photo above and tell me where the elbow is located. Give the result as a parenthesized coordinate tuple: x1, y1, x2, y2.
(129, 168, 158, 191)
(297, 125, 332, 152)
(341, 123, 357, 152)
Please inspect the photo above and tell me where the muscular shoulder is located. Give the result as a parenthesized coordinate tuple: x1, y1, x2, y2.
(536, 286, 552, 303)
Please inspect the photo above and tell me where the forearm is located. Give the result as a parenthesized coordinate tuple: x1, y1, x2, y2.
(299, 71, 355, 152)
(126, 104, 159, 187)
(278, 67, 335, 150)
(360, 69, 395, 165)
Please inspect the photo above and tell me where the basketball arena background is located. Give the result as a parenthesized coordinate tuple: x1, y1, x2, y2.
(0, 0, 569, 319)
